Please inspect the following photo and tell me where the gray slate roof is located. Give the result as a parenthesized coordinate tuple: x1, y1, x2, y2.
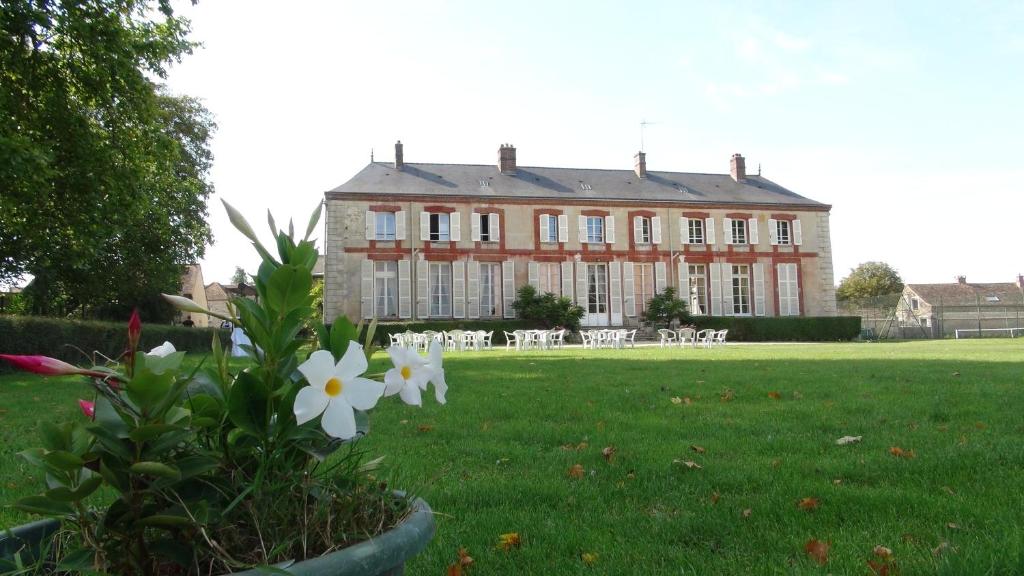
(327, 162, 828, 208)
(907, 282, 1024, 307)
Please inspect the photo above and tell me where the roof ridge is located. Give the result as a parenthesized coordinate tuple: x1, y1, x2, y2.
(371, 161, 738, 177)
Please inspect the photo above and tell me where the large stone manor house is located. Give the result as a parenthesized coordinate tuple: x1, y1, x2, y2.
(323, 142, 837, 327)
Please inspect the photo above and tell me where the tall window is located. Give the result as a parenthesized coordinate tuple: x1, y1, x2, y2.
(429, 213, 450, 242)
(480, 214, 495, 242)
(635, 263, 655, 316)
(538, 263, 560, 296)
(375, 212, 396, 241)
(731, 219, 747, 244)
(774, 220, 791, 245)
(429, 262, 451, 316)
(777, 263, 800, 316)
(586, 216, 604, 244)
(374, 261, 398, 317)
(541, 215, 558, 243)
(636, 217, 652, 244)
(688, 264, 708, 315)
(479, 263, 500, 317)
(688, 219, 705, 244)
(732, 264, 751, 315)
(587, 264, 608, 314)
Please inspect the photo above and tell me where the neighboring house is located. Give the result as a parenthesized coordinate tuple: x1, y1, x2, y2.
(323, 141, 838, 327)
(897, 275, 1024, 337)
(0, 286, 22, 314)
(205, 282, 258, 321)
(179, 265, 210, 327)
(313, 255, 325, 283)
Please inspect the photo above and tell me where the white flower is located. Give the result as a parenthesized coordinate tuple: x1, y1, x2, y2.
(383, 346, 432, 406)
(147, 341, 176, 357)
(295, 344, 384, 439)
(425, 340, 447, 405)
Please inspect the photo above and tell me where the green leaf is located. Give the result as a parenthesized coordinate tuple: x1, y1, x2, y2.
(99, 461, 129, 493)
(129, 461, 181, 479)
(175, 455, 220, 480)
(14, 495, 75, 517)
(266, 264, 312, 315)
(144, 350, 185, 375)
(136, 514, 194, 528)
(45, 476, 102, 501)
(129, 424, 180, 443)
(304, 202, 323, 240)
(126, 368, 176, 412)
(93, 396, 130, 438)
(39, 422, 68, 452)
(330, 316, 358, 361)
(291, 241, 317, 271)
(227, 371, 269, 437)
(43, 450, 84, 471)
(86, 424, 134, 461)
(57, 548, 95, 572)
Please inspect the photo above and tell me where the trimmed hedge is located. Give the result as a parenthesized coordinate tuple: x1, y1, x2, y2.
(371, 320, 540, 346)
(688, 316, 861, 342)
(0, 316, 227, 372)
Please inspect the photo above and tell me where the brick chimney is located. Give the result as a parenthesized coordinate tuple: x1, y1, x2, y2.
(498, 143, 516, 174)
(730, 153, 746, 181)
(1017, 274, 1023, 289)
(394, 140, 404, 170)
(956, 275, 967, 284)
(634, 151, 647, 179)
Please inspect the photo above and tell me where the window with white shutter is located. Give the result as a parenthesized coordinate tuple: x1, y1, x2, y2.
(557, 214, 569, 242)
(747, 218, 759, 245)
(652, 216, 662, 244)
(709, 262, 722, 316)
(680, 217, 690, 245)
(528, 261, 539, 289)
(605, 215, 615, 244)
(398, 259, 411, 318)
(449, 212, 461, 241)
(560, 261, 574, 300)
(723, 218, 734, 244)
(452, 261, 466, 318)
(753, 262, 765, 316)
(360, 260, 374, 319)
(365, 211, 376, 241)
(395, 210, 406, 240)
(777, 263, 800, 316)
(793, 219, 802, 245)
(768, 218, 779, 245)
(471, 212, 481, 242)
(578, 215, 588, 243)
(502, 260, 516, 318)
(654, 261, 667, 294)
(415, 259, 428, 317)
(623, 261, 636, 317)
(489, 213, 500, 242)
(466, 261, 480, 319)
(609, 261, 622, 324)
(705, 217, 716, 245)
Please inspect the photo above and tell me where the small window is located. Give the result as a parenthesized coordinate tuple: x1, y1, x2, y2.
(688, 219, 705, 244)
(586, 216, 604, 243)
(731, 219, 747, 244)
(986, 296, 1000, 303)
(480, 214, 493, 242)
(731, 264, 751, 315)
(580, 183, 592, 191)
(542, 214, 558, 243)
(429, 213, 450, 242)
(775, 220, 791, 245)
(479, 179, 490, 187)
(636, 217, 652, 244)
(375, 212, 396, 241)
(910, 297, 919, 311)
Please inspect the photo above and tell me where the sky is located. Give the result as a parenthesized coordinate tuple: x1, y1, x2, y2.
(162, 0, 1024, 286)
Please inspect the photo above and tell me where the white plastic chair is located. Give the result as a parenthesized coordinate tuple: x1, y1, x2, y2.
(504, 331, 520, 351)
(658, 329, 678, 347)
(695, 329, 715, 348)
(678, 327, 696, 347)
(580, 331, 594, 349)
(389, 333, 403, 347)
(712, 329, 729, 347)
(479, 330, 493, 350)
(623, 329, 637, 348)
(549, 329, 566, 349)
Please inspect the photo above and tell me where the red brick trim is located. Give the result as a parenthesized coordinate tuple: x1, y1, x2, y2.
(682, 254, 714, 263)
(369, 204, 402, 212)
(366, 251, 405, 259)
(726, 212, 752, 219)
(423, 205, 458, 213)
(682, 211, 710, 218)
(532, 253, 567, 262)
(580, 209, 609, 217)
(770, 213, 797, 220)
(725, 255, 758, 264)
(424, 253, 459, 261)
(473, 254, 507, 262)
(347, 247, 818, 260)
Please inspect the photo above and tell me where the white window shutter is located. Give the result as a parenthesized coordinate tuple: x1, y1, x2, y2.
(793, 219, 803, 245)
(723, 217, 734, 244)
(361, 260, 374, 319)
(452, 261, 466, 318)
(365, 211, 376, 241)
(560, 261, 574, 299)
(502, 260, 516, 318)
(558, 214, 569, 242)
(471, 212, 481, 241)
(605, 215, 615, 244)
(721, 263, 734, 315)
(398, 259, 411, 318)
(528, 261, 539, 289)
(609, 261, 622, 324)
(652, 216, 662, 244)
(709, 262, 722, 316)
(748, 218, 759, 245)
(395, 210, 406, 240)
(420, 212, 430, 241)
(490, 213, 500, 241)
(578, 215, 587, 243)
(633, 216, 643, 244)
(467, 261, 480, 319)
(705, 218, 716, 245)
(678, 260, 690, 304)
(576, 261, 588, 308)
(622, 262, 636, 317)
(753, 262, 765, 316)
(450, 212, 461, 241)
(654, 261, 667, 294)
(790, 264, 801, 315)
(768, 219, 778, 245)
(415, 259, 428, 318)
(539, 215, 549, 242)
(680, 217, 690, 244)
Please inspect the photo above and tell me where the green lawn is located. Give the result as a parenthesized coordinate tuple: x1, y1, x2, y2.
(3, 340, 1024, 574)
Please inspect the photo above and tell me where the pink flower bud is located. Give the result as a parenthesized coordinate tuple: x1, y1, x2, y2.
(78, 399, 96, 419)
(127, 308, 142, 351)
(0, 354, 108, 378)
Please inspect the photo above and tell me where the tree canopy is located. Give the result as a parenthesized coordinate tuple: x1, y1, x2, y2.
(231, 267, 249, 286)
(0, 0, 213, 319)
(836, 262, 904, 303)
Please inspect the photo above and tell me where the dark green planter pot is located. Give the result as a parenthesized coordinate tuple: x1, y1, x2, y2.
(0, 495, 434, 576)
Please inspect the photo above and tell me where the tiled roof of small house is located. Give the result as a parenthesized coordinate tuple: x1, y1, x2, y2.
(906, 282, 1023, 307)
(327, 162, 829, 209)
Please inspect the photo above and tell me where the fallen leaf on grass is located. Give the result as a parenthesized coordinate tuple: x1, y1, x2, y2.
(741, 508, 752, 518)
(447, 547, 474, 574)
(873, 545, 893, 559)
(804, 539, 830, 565)
(867, 559, 895, 575)
(417, 424, 434, 433)
(673, 459, 703, 469)
(497, 533, 521, 551)
(952, 371, 960, 377)
(941, 486, 956, 496)
(836, 435, 862, 445)
(720, 389, 735, 402)
(601, 446, 616, 462)
(792, 391, 803, 399)
(767, 391, 782, 399)
(399, 419, 409, 425)
(690, 445, 706, 454)
(946, 522, 960, 530)
(626, 470, 636, 479)
(568, 464, 585, 479)
(798, 497, 820, 511)
(682, 396, 693, 405)
(771, 459, 782, 468)
(889, 446, 915, 459)
(710, 491, 720, 505)
(932, 541, 950, 556)
(671, 396, 683, 405)
(580, 552, 598, 566)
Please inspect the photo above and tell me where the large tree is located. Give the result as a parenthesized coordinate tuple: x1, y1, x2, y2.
(0, 0, 213, 319)
(836, 262, 904, 303)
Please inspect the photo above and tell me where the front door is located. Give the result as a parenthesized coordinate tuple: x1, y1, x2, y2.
(584, 263, 609, 327)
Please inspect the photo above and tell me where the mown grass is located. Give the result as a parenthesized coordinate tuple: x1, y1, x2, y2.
(3, 340, 1024, 574)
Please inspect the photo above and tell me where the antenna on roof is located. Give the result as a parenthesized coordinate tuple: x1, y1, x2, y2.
(758, 163, 761, 176)
(640, 119, 657, 152)
(370, 148, 374, 162)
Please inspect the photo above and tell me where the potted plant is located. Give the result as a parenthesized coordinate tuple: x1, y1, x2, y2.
(0, 202, 445, 575)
